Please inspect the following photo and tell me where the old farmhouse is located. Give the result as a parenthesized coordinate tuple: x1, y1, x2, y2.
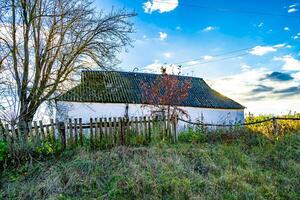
(56, 71, 245, 125)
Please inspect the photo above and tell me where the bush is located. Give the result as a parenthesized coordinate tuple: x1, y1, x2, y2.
(178, 130, 207, 143)
(35, 141, 55, 156)
(0, 140, 8, 170)
(0, 140, 8, 162)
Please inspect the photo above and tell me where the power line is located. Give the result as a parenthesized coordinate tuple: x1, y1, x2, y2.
(173, 46, 256, 65)
(171, 40, 286, 67)
(140, 40, 287, 70)
(180, 52, 250, 68)
(150, 1, 300, 19)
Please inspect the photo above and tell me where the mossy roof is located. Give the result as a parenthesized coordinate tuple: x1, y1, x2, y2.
(57, 71, 245, 109)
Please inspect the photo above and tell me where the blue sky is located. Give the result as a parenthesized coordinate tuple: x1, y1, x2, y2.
(96, 0, 300, 115)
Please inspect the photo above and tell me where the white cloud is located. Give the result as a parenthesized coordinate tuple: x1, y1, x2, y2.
(286, 45, 292, 49)
(202, 26, 217, 32)
(202, 55, 214, 60)
(292, 33, 300, 40)
(241, 64, 251, 72)
(143, 0, 178, 13)
(288, 8, 297, 13)
(250, 46, 276, 56)
(273, 43, 286, 48)
(210, 66, 300, 114)
(284, 27, 290, 31)
(143, 61, 181, 74)
(159, 32, 168, 41)
(163, 52, 172, 58)
(258, 22, 264, 28)
(274, 55, 300, 71)
(292, 71, 300, 80)
(186, 61, 199, 65)
(249, 44, 286, 56)
(211, 67, 269, 102)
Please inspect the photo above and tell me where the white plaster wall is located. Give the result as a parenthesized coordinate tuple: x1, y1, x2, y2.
(56, 102, 244, 126)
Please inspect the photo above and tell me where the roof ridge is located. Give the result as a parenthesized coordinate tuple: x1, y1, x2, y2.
(81, 70, 203, 80)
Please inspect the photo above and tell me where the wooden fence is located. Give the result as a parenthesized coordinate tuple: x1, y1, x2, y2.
(0, 115, 178, 152)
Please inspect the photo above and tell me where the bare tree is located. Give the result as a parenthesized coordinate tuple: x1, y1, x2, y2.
(0, 0, 136, 125)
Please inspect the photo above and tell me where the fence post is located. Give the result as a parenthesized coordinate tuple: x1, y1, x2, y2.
(147, 116, 151, 143)
(99, 118, 103, 146)
(33, 121, 40, 146)
(167, 114, 171, 142)
(173, 115, 178, 143)
(68, 118, 73, 145)
(94, 118, 98, 148)
(79, 118, 83, 146)
(113, 117, 117, 144)
(5, 124, 12, 152)
(74, 118, 78, 146)
(50, 119, 55, 142)
(162, 115, 166, 140)
(39, 121, 45, 141)
(108, 117, 113, 147)
(0, 121, 7, 142)
(104, 118, 108, 148)
(135, 117, 139, 145)
(90, 118, 94, 149)
(58, 121, 66, 150)
(120, 118, 124, 145)
(272, 117, 278, 135)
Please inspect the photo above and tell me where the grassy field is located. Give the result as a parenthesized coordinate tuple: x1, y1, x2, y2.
(1, 131, 299, 200)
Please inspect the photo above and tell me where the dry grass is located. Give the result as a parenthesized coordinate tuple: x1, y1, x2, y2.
(246, 113, 300, 138)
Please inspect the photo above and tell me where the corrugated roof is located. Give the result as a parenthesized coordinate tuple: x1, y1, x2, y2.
(57, 71, 245, 109)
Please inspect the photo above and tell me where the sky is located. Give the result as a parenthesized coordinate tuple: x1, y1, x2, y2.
(96, 0, 300, 115)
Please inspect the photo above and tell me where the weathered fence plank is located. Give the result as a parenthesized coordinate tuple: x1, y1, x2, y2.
(74, 118, 78, 146)
(108, 118, 113, 147)
(99, 118, 103, 146)
(68, 119, 73, 145)
(113, 117, 117, 144)
(79, 118, 83, 146)
(33, 121, 40, 146)
(58, 122, 66, 150)
(104, 118, 108, 147)
(1, 115, 180, 153)
(94, 118, 99, 147)
(39, 121, 45, 141)
(89, 118, 94, 149)
(50, 119, 55, 141)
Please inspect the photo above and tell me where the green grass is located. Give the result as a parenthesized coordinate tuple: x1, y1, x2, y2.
(1, 131, 299, 200)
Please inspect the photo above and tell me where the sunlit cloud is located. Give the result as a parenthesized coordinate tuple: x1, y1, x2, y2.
(202, 26, 217, 32)
(202, 55, 214, 60)
(257, 22, 264, 28)
(249, 44, 286, 56)
(274, 55, 300, 71)
(288, 8, 298, 13)
(163, 52, 172, 58)
(209, 65, 300, 114)
(143, 0, 178, 13)
(159, 32, 168, 41)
